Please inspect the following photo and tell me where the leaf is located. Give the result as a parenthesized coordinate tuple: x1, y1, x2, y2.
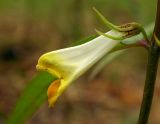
(6, 71, 57, 124)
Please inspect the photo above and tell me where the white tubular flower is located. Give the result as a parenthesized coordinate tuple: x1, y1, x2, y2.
(36, 7, 147, 107)
(36, 30, 124, 107)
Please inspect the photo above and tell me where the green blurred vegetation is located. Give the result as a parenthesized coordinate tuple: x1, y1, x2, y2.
(0, 0, 157, 47)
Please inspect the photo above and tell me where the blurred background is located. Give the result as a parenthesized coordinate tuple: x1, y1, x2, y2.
(0, 0, 159, 124)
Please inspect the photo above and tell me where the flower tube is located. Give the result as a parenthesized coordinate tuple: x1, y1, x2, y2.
(36, 30, 126, 107)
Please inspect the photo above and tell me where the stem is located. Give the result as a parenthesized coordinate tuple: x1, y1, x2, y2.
(138, 0, 160, 124)
(138, 45, 159, 124)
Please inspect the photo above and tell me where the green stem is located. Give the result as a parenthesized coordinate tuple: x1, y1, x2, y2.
(138, 44, 159, 124)
(138, 0, 160, 124)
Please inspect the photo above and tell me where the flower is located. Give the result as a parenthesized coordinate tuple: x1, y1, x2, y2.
(36, 7, 145, 107)
(36, 30, 125, 107)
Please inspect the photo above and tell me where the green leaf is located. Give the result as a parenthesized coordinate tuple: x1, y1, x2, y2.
(6, 71, 57, 124)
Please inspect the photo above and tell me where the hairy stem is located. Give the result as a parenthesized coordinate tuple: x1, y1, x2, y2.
(138, 0, 160, 124)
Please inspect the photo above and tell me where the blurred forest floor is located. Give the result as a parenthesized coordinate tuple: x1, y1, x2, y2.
(0, 0, 159, 124)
